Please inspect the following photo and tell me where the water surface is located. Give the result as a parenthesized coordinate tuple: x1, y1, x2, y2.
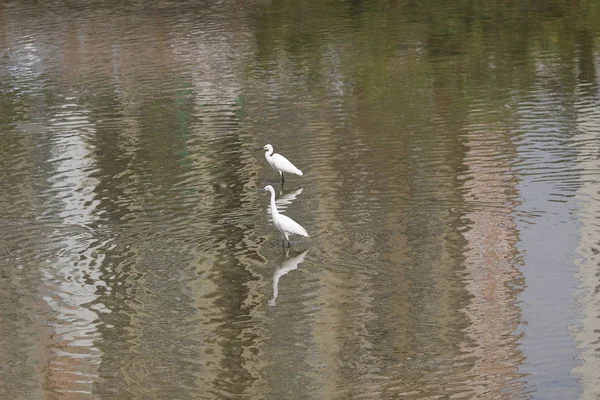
(2, 1, 600, 399)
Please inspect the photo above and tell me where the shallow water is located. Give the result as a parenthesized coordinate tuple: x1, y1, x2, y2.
(2, 1, 600, 399)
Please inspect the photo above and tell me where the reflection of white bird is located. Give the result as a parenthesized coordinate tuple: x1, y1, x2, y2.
(270, 249, 309, 306)
(258, 185, 309, 247)
(257, 144, 303, 185)
(270, 188, 303, 215)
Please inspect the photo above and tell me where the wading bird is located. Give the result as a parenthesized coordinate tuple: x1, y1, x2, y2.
(257, 144, 303, 185)
(258, 185, 309, 247)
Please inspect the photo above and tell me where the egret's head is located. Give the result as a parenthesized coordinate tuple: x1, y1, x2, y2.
(255, 144, 273, 153)
(258, 185, 275, 194)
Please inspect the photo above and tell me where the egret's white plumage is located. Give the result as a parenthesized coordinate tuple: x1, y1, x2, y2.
(258, 144, 303, 184)
(259, 185, 309, 246)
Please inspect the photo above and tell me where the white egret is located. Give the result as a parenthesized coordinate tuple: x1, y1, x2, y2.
(258, 185, 309, 247)
(256, 144, 303, 185)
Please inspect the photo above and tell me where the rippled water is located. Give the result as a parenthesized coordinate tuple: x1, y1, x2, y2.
(2, 1, 600, 399)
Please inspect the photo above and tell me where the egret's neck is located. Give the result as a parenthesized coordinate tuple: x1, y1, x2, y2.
(269, 190, 279, 219)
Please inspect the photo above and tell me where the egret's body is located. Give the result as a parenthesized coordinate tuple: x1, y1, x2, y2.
(257, 144, 303, 184)
(258, 185, 309, 246)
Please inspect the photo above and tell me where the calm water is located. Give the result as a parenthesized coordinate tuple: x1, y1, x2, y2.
(2, 1, 600, 399)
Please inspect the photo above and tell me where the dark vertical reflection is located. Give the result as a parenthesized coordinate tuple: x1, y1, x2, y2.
(78, 4, 264, 398)
(205, 137, 264, 398)
(0, 121, 55, 399)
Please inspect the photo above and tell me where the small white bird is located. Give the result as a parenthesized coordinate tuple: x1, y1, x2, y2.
(257, 144, 303, 185)
(258, 185, 309, 247)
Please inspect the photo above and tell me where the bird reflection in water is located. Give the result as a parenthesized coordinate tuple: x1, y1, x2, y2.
(269, 248, 309, 306)
(271, 187, 303, 215)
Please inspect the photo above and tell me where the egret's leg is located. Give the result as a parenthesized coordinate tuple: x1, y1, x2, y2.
(281, 172, 285, 185)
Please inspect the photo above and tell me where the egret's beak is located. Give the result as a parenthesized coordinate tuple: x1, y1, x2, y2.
(255, 147, 264, 152)
(257, 188, 267, 193)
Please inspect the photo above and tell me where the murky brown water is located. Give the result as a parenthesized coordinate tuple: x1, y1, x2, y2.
(2, 1, 600, 399)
